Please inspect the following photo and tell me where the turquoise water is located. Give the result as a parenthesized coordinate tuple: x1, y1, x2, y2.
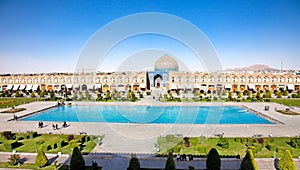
(21, 106, 272, 124)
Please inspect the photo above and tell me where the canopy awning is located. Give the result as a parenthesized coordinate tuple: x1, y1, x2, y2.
(7, 84, 13, 90)
(32, 84, 39, 91)
(54, 85, 60, 90)
(200, 86, 207, 91)
(194, 84, 200, 88)
(66, 84, 73, 89)
(178, 85, 184, 89)
(117, 85, 125, 91)
(170, 84, 177, 90)
(278, 85, 285, 89)
(87, 84, 94, 90)
(74, 84, 80, 88)
(287, 84, 294, 90)
(13, 84, 20, 91)
(247, 84, 255, 90)
(140, 84, 146, 88)
(19, 85, 26, 90)
(186, 85, 192, 89)
(224, 84, 231, 89)
(94, 84, 102, 89)
(25, 84, 33, 91)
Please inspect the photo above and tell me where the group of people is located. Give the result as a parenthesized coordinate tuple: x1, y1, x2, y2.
(264, 105, 270, 111)
(38, 121, 44, 128)
(52, 121, 68, 130)
(176, 154, 193, 162)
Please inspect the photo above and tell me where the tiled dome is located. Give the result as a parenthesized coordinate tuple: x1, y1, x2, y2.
(154, 55, 178, 72)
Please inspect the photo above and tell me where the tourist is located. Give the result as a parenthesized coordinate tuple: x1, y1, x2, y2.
(52, 124, 56, 130)
(55, 124, 58, 130)
(176, 154, 181, 162)
(62, 121, 67, 128)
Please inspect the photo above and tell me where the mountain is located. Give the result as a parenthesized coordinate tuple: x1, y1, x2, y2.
(226, 64, 279, 72)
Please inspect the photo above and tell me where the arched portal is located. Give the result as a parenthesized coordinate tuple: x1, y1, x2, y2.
(154, 74, 163, 88)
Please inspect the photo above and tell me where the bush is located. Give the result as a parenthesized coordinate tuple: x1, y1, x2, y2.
(8, 154, 20, 165)
(165, 152, 175, 170)
(35, 147, 48, 168)
(4, 141, 23, 150)
(217, 137, 229, 149)
(70, 146, 85, 170)
(92, 161, 99, 170)
(27, 131, 38, 138)
(127, 154, 140, 170)
(47, 145, 52, 151)
(206, 148, 221, 170)
(241, 149, 258, 170)
(53, 143, 58, 149)
(67, 134, 75, 141)
(277, 150, 296, 170)
(1, 131, 14, 140)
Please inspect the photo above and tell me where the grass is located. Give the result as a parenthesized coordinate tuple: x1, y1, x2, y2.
(0, 132, 100, 154)
(1, 108, 26, 113)
(0, 98, 42, 109)
(157, 136, 300, 158)
(270, 98, 300, 106)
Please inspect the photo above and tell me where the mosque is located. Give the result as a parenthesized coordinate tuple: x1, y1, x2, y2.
(0, 55, 299, 93)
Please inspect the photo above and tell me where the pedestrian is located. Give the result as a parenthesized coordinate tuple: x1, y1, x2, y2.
(55, 124, 58, 130)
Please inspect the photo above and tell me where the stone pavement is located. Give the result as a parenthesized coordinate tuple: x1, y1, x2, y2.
(0, 152, 300, 169)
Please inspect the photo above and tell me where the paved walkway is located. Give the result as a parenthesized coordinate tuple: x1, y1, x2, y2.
(0, 152, 299, 169)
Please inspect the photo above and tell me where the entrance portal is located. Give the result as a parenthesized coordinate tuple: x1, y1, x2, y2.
(154, 74, 163, 88)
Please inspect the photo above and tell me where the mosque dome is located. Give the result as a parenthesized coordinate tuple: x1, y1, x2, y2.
(154, 55, 179, 72)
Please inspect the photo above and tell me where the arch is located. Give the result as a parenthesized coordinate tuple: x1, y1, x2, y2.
(154, 74, 163, 88)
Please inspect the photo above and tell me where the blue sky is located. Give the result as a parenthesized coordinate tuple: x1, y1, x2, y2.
(0, 0, 299, 73)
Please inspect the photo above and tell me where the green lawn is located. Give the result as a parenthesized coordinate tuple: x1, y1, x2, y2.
(158, 135, 300, 158)
(0, 132, 100, 155)
(0, 98, 42, 109)
(270, 98, 300, 106)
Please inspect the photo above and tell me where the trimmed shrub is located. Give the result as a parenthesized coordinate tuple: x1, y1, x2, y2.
(28, 131, 38, 138)
(241, 149, 258, 170)
(70, 146, 85, 170)
(60, 140, 68, 148)
(165, 152, 175, 170)
(35, 147, 48, 168)
(127, 154, 140, 170)
(46, 145, 52, 151)
(92, 161, 99, 170)
(67, 134, 75, 141)
(4, 141, 23, 150)
(278, 150, 296, 170)
(1, 131, 14, 140)
(8, 154, 20, 165)
(53, 143, 58, 149)
(206, 148, 221, 170)
(217, 137, 229, 149)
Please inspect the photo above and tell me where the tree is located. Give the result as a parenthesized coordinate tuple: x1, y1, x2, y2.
(228, 92, 232, 100)
(165, 152, 175, 170)
(256, 91, 261, 100)
(206, 148, 221, 170)
(241, 149, 258, 170)
(50, 90, 55, 99)
(70, 146, 85, 170)
(127, 154, 140, 170)
(277, 150, 296, 170)
(8, 154, 20, 165)
(35, 147, 48, 168)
